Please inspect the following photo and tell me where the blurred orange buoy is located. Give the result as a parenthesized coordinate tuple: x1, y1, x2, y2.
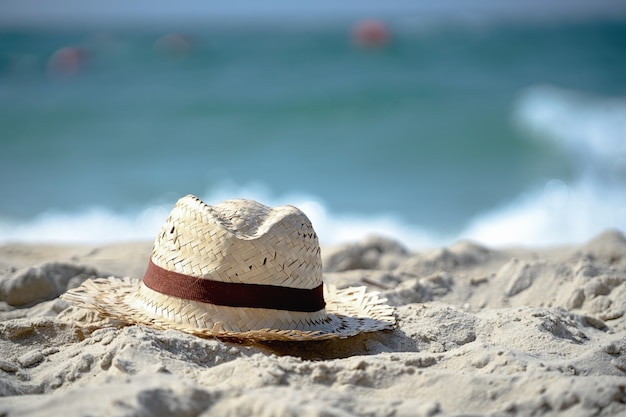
(352, 19, 390, 47)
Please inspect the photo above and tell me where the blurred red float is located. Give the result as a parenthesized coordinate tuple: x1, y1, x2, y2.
(352, 19, 390, 47)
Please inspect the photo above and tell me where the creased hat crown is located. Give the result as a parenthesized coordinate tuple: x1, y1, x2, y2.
(151, 195, 323, 290)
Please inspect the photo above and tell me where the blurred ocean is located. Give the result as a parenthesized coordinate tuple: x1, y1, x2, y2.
(0, 16, 625, 248)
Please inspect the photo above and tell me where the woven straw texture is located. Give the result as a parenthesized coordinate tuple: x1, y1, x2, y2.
(154, 196, 322, 289)
(61, 195, 396, 341)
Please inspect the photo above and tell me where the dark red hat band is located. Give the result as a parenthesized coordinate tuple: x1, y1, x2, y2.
(142, 259, 326, 313)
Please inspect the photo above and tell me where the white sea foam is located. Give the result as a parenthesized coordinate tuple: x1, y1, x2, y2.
(0, 177, 624, 249)
(0, 186, 439, 248)
(465, 85, 626, 247)
(514, 85, 626, 167)
(1, 175, 623, 249)
(460, 176, 626, 247)
(0, 205, 171, 245)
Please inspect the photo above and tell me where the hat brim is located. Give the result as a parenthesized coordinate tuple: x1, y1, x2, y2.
(62, 277, 396, 342)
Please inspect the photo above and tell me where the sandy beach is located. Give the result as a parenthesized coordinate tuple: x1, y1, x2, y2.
(1, 229, 626, 416)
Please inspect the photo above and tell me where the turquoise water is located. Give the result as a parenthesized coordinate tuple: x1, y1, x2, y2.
(0, 19, 625, 247)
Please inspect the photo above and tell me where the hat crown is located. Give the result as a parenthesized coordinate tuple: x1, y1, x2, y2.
(151, 195, 322, 290)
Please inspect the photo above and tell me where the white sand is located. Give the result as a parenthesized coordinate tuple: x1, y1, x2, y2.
(1, 230, 626, 416)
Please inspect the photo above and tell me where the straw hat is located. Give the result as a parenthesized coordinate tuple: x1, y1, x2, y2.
(62, 195, 395, 341)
